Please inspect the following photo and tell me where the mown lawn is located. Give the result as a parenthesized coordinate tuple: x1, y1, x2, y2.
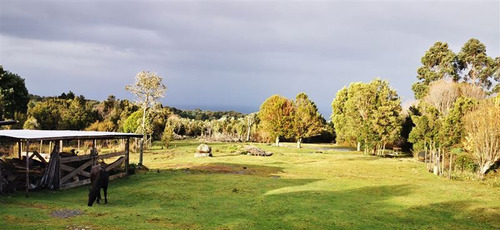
(1, 140, 499, 229)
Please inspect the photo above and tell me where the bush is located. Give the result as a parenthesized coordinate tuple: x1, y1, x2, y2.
(455, 153, 478, 173)
(128, 163, 137, 175)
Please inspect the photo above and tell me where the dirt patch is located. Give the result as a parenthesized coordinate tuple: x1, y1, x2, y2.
(188, 163, 283, 177)
(191, 164, 239, 173)
(51, 209, 85, 218)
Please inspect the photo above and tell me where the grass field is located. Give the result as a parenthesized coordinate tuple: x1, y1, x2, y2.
(1, 140, 499, 229)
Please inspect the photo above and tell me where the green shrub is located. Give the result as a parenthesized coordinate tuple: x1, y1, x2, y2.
(128, 163, 137, 175)
(455, 153, 477, 173)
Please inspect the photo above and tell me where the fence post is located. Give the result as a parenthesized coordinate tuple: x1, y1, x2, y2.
(25, 141, 30, 198)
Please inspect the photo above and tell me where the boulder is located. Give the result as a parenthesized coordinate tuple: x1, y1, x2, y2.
(242, 145, 273, 157)
(195, 144, 212, 157)
(197, 144, 211, 153)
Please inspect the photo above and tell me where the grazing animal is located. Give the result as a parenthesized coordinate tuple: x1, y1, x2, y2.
(88, 165, 109, 206)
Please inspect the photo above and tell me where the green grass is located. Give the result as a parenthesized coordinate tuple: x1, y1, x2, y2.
(1, 140, 499, 229)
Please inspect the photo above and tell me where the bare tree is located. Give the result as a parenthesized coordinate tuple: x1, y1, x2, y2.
(424, 79, 459, 116)
(458, 83, 486, 100)
(463, 99, 500, 176)
(125, 71, 166, 165)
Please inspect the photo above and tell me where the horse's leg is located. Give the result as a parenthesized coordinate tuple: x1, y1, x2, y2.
(103, 184, 108, 204)
(97, 187, 102, 204)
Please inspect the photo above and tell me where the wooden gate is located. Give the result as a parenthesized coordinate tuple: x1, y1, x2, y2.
(58, 150, 129, 190)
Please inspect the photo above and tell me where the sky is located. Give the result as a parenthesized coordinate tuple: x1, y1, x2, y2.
(1, 0, 499, 117)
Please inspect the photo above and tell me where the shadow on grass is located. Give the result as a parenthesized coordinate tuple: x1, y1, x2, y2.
(262, 184, 499, 229)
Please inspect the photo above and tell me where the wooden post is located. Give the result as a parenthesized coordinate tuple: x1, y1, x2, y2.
(18, 142, 22, 159)
(57, 141, 61, 190)
(78, 140, 80, 153)
(125, 138, 130, 174)
(139, 138, 144, 166)
(39, 140, 43, 154)
(59, 140, 63, 152)
(92, 139, 97, 166)
(0, 157, 3, 194)
(25, 141, 30, 198)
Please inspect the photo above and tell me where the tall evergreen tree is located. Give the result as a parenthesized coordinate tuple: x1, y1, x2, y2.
(258, 95, 294, 146)
(412, 42, 458, 99)
(439, 97, 478, 150)
(0, 66, 29, 120)
(331, 87, 353, 145)
(370, 79, 403, 154)
(293, 93, 324, 148)
(457, 38, 497, 90)
(332, 79, 402, 153)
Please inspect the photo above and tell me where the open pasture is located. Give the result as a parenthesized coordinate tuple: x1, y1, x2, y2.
(1, 141, 499, 229)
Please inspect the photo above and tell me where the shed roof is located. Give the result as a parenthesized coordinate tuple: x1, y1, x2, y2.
(0, 130, 142, 141)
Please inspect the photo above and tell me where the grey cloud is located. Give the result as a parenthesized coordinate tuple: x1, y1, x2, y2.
(1, 0, 499, 117)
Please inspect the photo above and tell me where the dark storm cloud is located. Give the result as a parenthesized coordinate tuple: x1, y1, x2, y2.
(1, 0, 499, 116)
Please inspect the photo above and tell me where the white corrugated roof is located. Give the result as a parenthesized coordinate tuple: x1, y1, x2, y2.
(0, 130, 142, 141)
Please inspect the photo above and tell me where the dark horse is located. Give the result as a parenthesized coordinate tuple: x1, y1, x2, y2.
(88, 165, 109, 206)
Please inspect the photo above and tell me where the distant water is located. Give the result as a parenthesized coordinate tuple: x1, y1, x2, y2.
(169, 104, 331, 119)
(169, 104, 259, 114)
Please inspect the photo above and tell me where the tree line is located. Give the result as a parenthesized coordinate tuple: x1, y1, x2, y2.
(1, 38, 499, 178)
(331, 38, 499, 178)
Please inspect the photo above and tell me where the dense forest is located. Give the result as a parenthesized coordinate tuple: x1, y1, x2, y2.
(1, 38, 499, 179)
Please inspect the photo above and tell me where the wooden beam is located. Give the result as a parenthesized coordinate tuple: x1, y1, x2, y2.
(60, 154, 92, 163)
(106, 157, 125, 172)
(97, 151, 126, 160)
(60, 160, 92, 184)
(29, 151, 47, 164)
(60, 172, 127, 190)
(60, 164, 91, 178)
(59, 179, 90, 190)
(109, 172, 127, 181)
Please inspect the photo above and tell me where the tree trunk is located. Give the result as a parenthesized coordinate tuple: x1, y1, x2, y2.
(441, 150, 445, 176)
(246, 126, 251, 142)
(424, 140, 428, 170)
(480, 161, 494, 175)
(297, 138, 302, 148)
(275, 136, 280, 147)
(449, 153, 452, 179)
(364, 138, 367, 154)
(357, 142, 361, 151)
(142, 106, 147, 135)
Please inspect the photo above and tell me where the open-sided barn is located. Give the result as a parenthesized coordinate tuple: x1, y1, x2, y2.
(0, 130, 142, 196)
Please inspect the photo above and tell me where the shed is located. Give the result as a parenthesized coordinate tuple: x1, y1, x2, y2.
(0, 130, 142, 197)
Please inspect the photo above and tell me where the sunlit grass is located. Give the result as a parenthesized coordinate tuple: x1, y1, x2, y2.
(1, 140, 499, 229)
